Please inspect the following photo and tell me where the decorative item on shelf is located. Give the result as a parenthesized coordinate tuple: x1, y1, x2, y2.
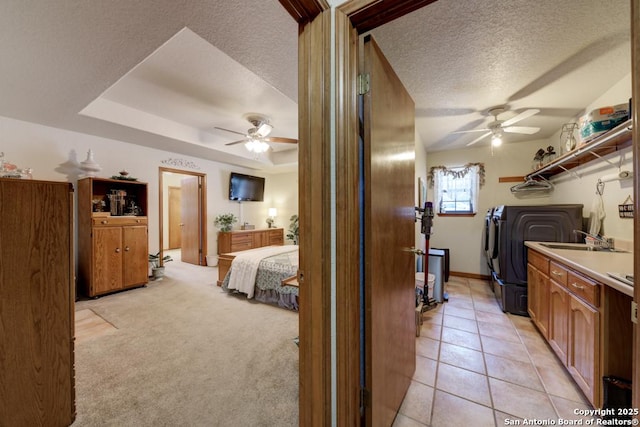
(214, 213, 238, 232)
(148, 252, 173, 280)
(92, 198, 106, 212)
(618, 195, 633, 218)
(531, 148, 545, 170)
(0, 152, 29, 178)
(286, 214, 299, 245)
(111, 170, 138, 181)
(559, 123, 578, 154)
(542, 146, 556, 164)
(107, 189, 127, 216)
(266, 207, 277, 228)
(79, 149, 101, 177)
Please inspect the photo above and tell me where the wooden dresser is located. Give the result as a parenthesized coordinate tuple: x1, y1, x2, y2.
(216, 228, 285, 286)
(217, 228, 284, 254)
(0, 178, 76, 425)
(77, 177, 149, 297)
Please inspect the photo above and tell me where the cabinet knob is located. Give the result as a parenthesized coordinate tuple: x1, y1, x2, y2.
(125, 246, 130, 252)
(115, 248, 121, 253)
(101, 220, 108, 224)
(136, 219, 141, 223)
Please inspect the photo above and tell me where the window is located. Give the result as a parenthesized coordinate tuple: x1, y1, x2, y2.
(429, 163, 484, 215)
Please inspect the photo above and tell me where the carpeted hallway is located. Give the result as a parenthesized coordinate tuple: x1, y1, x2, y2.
(73, 254, 299, 426)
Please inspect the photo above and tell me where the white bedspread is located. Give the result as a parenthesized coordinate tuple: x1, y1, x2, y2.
(227, 246, 298, 298)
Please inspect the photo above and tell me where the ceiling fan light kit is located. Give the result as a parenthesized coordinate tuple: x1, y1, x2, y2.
(214, 113, 298, 154)
(460, 106, 541, 147)
(244, 139, 270, 153)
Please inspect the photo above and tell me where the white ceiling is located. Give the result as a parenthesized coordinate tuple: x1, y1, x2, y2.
(0, 0, 631, 171)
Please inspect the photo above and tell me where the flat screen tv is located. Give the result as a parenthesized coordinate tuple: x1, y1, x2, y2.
(229, 172, 265, 202)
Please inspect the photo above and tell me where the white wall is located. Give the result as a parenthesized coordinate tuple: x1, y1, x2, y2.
(427, 138, 551, 276)
(425, 73, 633, 277)
(415, 130, 428, 269)
(0, 115, 299, 258)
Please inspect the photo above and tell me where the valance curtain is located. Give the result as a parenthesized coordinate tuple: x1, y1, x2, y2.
(429, 163, 485, 214)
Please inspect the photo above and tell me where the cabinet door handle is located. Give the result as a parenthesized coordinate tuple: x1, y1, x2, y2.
(551, 270, 563, 277)
(570, 282, 585, 290)
(115, 248, 121, 253)
(125, 246, 130, 252)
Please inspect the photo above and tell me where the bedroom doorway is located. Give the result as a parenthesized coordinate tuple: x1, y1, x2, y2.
(158, 167, 207, 266)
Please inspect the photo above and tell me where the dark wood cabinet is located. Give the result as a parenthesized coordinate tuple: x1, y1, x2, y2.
(78, 177, 148, 297)
(0, 178, 75, 425)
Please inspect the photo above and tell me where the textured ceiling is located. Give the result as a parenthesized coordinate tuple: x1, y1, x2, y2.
(371, 0, 630, 151)
(0, 0, 632, 169)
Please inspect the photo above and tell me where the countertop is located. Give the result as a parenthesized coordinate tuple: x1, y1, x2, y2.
(525, 241, 634, 297)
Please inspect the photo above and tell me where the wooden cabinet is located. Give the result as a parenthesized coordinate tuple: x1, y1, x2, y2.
(527, 248, 631, 408)
(548, 280, 569, 364)
(568, 292, 599, 404)
(0, 178, 75, 425)
(78, 178, 148, 297)
(217, 228, 284, 254)
(527, 250, 549, 338)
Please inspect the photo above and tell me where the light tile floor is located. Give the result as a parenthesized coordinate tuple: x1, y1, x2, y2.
(394, 276, 597, 427)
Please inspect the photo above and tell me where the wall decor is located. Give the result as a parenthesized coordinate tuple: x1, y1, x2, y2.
(161, 158, 201, 170)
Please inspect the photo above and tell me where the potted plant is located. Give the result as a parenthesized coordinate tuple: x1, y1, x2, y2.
(286, 214, 299, 245)
(214, 213, 238, 232)
(149, 252, 173, 280)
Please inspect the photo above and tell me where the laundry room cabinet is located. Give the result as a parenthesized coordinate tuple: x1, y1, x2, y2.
(78, 177, 149, 297)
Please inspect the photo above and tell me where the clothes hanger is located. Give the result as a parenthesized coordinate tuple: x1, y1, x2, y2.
(510, 177, 553, 193)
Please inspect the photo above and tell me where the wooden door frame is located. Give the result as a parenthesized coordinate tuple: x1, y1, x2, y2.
(281, 0, 640, 423)
(279, 1, 436, 424)
(631, 0, 639, 412)
(158, 167, 207, 266)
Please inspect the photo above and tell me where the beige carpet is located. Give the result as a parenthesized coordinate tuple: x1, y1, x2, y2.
(72, 257, 299, 426)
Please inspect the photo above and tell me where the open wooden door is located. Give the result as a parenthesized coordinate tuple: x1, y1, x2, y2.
(180, 176, 202, 265)
(362, 35, 416, 426)
(168, 186, 181, 249)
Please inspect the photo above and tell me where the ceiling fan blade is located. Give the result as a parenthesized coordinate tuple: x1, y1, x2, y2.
(214, 126, 247, 137)
(503, 126, 540, 135)
(264, 137, 298, 144)
(225, 139, 249, 146)
(501, 109, 540, 127)
(451, 128, 490, 134)
(466, 132, 492, 146)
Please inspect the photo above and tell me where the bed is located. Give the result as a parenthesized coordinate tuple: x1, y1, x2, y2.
(220, 245, 299, 310)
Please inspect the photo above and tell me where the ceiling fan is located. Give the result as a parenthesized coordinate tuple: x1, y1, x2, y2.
(214, 114, 297, 153)
(455, 107, 541, 147)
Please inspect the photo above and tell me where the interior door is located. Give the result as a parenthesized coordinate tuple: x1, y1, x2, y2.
(168, 186, 182, 249)
(362, 35, 416, 426)
(181, 176, 202, 265)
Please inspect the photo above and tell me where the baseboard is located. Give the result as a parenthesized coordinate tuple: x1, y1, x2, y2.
(450, 271, 491, 281)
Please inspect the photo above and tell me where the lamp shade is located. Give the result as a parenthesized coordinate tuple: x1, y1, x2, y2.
(268, 208, 277, 217)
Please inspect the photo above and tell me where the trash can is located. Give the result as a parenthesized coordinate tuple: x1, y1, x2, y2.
(602, 376, 632, 421)
(429, 249, 447, 303)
